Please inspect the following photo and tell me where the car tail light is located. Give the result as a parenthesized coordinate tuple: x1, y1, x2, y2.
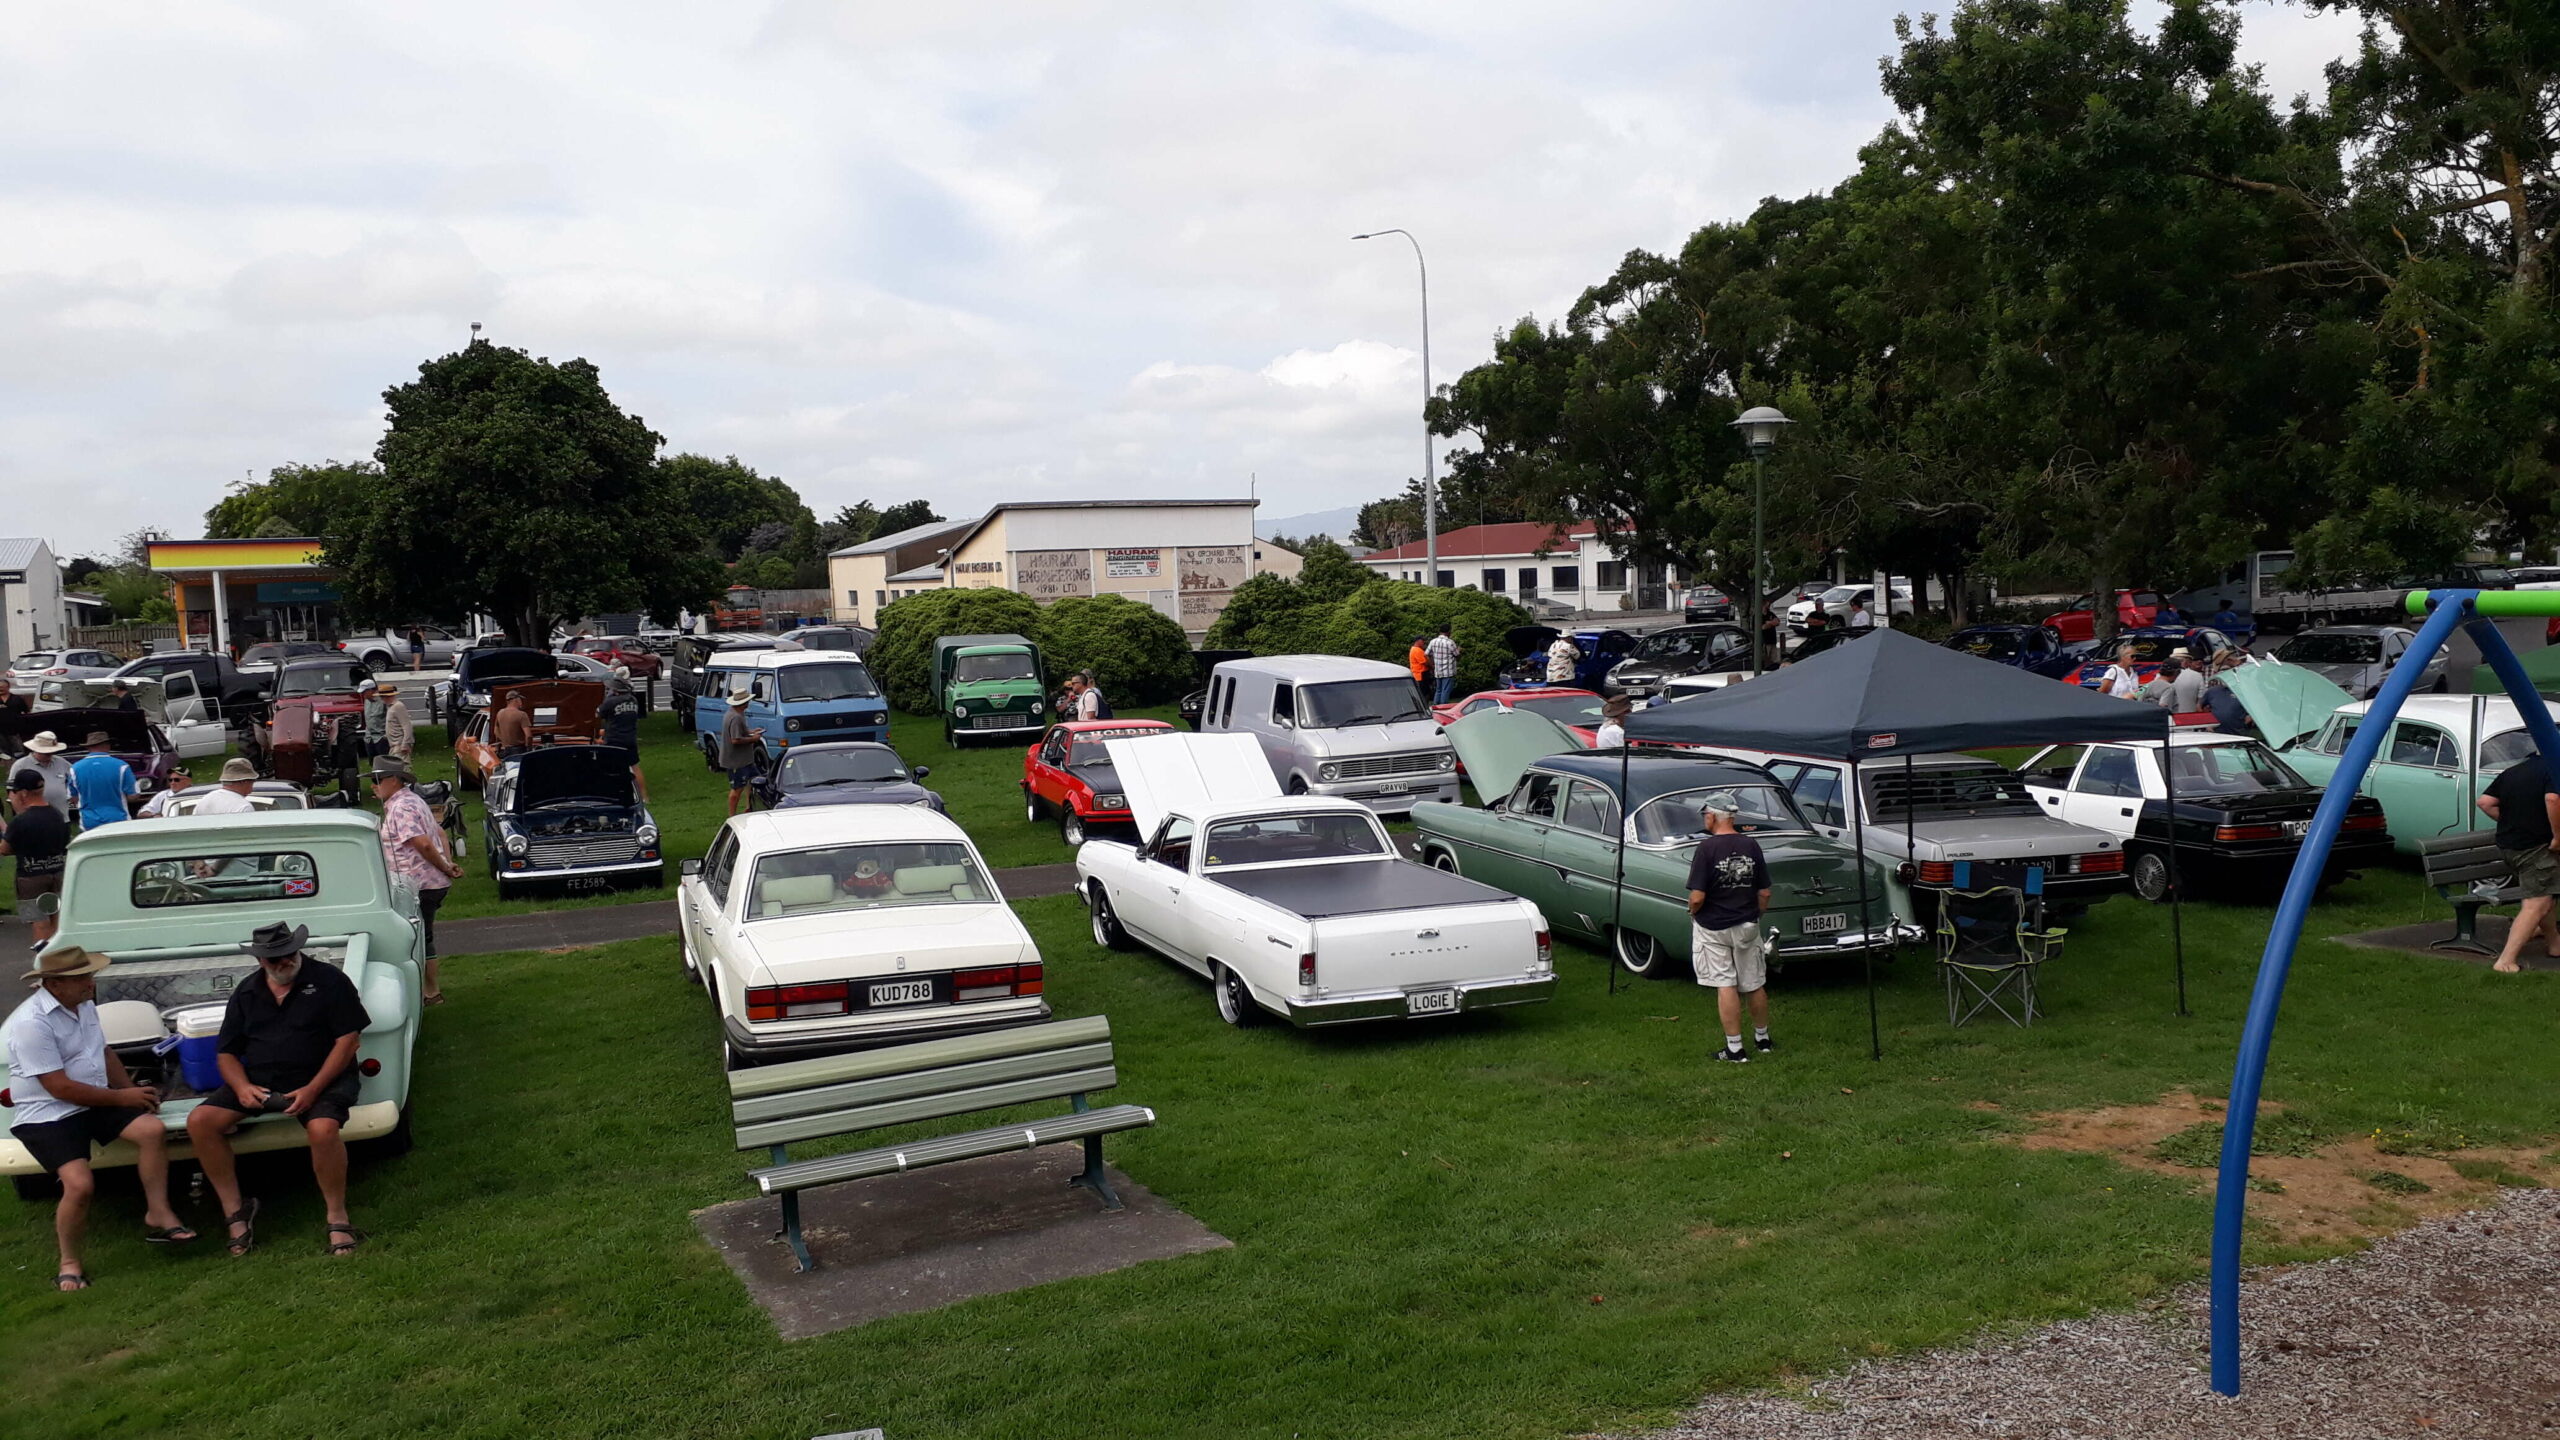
(1298, 950, 1317, 987)
(44, 667, 64, 676)
(2215, 823, 2283, 842)
(2075, 851, 2126, 874)
(955, 964, 1043, 1001)
(359, 1058, 381, 1076)
(1533, 929, 1552, 970)
(1916, 861, 1953, 885)
(746, 981, 850, 1021)
(2342, 813, 2387, 833)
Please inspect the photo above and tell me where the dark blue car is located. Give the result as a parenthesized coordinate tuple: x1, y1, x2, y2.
(1946, 624, 2084, 680)
(1502, 625, 1638, 690)
(756, 741, 943, 812)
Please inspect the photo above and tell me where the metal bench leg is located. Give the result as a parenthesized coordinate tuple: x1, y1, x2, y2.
(1066, 1133, 1124, 1212)
(2434, 898, 2495, 956)
(766, 1143, 817, 1273)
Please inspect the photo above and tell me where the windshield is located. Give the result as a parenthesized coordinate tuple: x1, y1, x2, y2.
(746, 841, 993, 918)
(1631, 631, 1711, 664)
(778, 748, 906, 786)
(792, 629, 863, 652)
(2163, 742, 2306, 795)
(1202, 811, 1389, 866)
(2285, 633, 2383, 665)
(2107, 634, 2184, 664)
(2470, 566, 2515, 586)
(777, 662, 880, 703)
(1865, 765, 2038, 816)
(1632, 784, 1810, 845)
(277, 663, 365, 696)
(954, 652, 1037, 683)
(1513, 695, 1607, 727)
(1299, 677, 1428, 728)
(12, 653, 55, 669)
(1953, 629, 2025, 660)
(1067, 725, 1169, 763)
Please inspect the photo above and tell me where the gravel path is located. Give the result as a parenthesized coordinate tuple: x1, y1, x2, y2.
(1629, 1189, 2560, 1439)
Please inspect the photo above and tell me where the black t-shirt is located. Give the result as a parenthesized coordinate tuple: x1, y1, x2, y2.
(2487, 755, 2557, 851)
(217, 959, 372, 1089)
(1686, 832, 1769, 930)
(6, 805, 68, 878)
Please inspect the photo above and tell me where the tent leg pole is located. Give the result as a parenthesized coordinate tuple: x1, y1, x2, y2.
(1608, 738, 1630, 996)
(2164, 731, 2187, 1017)
(1855, 758, 1878, 1061)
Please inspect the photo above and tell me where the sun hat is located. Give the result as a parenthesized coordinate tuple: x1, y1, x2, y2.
(375, 680, 399, 695)
(1601, 695, 1633, 718)
(219, 757, 259, 783)
(242, 921, 309, 961)
(369, 757, 414, 783)
(23, 732, 64, 754)
(24, 945, 111, 985)
(82, 731, 111, 748)
(727, 690, 751, 707)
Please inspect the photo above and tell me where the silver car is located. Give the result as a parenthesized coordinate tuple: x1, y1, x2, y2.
(1197, 655, 1458, 817)
(2276, 625, 2445, 699)
(8, 647, 118, 696)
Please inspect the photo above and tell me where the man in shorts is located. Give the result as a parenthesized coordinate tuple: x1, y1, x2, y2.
(2, 770, 69, 936)
(2477, 750, 2560, 974)
(719, 689, 765, 816)
(4, 946, 194, 1290)
(1685, 794, 1772, 1063)
(185, 921, 373, 1257)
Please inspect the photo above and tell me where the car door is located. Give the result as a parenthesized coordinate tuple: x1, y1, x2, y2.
(683, 827, 740, 988)
(2019, 745, 2083, 816)
(1030, 727, 1072, 809)
(1544, 777, 1625, 936)
(158, 672, 227, 758)
(1117, 817, 1200, 964)
(1767, 760, 1853, 843)
(1474, 771, 1564, 896)
(2058, 745, 2145, 840)
(2371, 718, 2465, 842)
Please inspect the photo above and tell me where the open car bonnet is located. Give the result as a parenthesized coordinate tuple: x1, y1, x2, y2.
(42, 680, 177, 722)
(509, 743, 635, 808)
(1102, 731, 1275, 837)
(1443, 705, 1583, 800)
(459, 648, 559, 688)
(2219, 660, 2356, 748)
(1506, 625, 1563, 656)
(488, 679, 606, 737)
(2473, 641, 2560, 699)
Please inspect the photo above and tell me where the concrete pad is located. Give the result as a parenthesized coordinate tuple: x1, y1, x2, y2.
(2333, 913, 2560, 970)
(693, 1147, 1231, 1339)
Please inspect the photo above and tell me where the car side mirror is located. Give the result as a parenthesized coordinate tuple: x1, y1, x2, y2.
(912, 765, 930, 779)
(680, 859, 702, 877)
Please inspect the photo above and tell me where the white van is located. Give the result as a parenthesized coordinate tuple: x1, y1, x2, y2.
(1197, 655, 1457, 815)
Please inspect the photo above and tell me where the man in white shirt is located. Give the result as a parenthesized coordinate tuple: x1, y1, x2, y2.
(5, 945, 193, 1290)
(135, 768, 192, 818)
(1074, 673, 1104, 721)
(12, 731, 74, 814)
(1846, 597, 1875, 631)
(189, 757, 261, 815)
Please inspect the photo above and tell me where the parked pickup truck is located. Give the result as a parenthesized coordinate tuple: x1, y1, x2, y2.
(1, 812, 423, 1193)
(108, 651, 266, 722)
(1076, 732, 1555, 1029)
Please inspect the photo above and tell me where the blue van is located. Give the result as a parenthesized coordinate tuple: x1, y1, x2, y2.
(692, 651, 890, 763)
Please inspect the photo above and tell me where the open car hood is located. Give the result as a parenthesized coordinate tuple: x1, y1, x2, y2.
(458, 648, 560, 687)
(1506, 625, 1562, 656)
(488, 679, 606, 737)
(43, 680, 176, 722)
(1442, 705, 1583, 800)
(2473, 640, 2560, 699)
(2220, 660, 2356, 747)
(509, 744, 635, 808)
(1102, 731, 1275, 837)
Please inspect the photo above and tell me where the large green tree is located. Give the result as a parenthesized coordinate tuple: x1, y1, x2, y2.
(329, 343, 724, 643)
(204, 462, 379, 540)
(661, 454, 817, 564)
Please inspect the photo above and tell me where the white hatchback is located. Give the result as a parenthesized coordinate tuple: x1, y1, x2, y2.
(678, 805, 1048, 1067)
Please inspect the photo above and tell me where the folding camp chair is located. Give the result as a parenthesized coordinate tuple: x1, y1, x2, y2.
(1934, 861, 2067, 1027)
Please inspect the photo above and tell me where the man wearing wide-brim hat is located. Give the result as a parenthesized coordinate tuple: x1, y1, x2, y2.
(4, 946, 195, 1290)
(719, 689, 765, 817)
(12, 730, 74, 814)
(186, 756, 261, 816)
(184, 921, 373, 1257)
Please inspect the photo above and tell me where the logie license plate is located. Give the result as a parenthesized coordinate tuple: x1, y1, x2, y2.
(1801, 912, 1849, 935)
(867, 979, 937, 1007)
(1406, 988, 1460, 1017)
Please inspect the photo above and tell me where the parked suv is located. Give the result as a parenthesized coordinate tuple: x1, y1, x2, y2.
(8, 647, 118, 696)
(110, 651, 266, 721)
(340, 624, 464, 672)
(1197, 655, 1457, 816)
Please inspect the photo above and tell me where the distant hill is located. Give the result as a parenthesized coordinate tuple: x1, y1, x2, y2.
(1258, 505, 1361, 544)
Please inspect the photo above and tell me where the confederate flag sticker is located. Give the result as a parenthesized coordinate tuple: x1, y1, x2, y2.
(282, 876, 317, 897)
(1867, 733, 1899, 749)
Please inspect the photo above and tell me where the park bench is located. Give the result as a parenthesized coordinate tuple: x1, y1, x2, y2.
(727, 1015, 1155, 1272)
(2417, 829, 2520, 956)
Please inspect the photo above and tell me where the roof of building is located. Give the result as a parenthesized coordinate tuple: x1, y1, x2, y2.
(885, 562, 947, 584)
(0, 539, 53, 572)
(941, 498, 1257, 564)
(828, 516, 979, 559)
(1360, 520, 1598, 563)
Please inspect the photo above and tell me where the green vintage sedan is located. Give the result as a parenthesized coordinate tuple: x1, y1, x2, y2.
(1412, 708, 1917, 978)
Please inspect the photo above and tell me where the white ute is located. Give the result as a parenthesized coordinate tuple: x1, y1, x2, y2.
(1074, 733, 1556, 1028)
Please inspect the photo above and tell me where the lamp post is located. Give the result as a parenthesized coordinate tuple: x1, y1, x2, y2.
(1354, 229, 1435, 587)
(1732, 406, 1792, 672)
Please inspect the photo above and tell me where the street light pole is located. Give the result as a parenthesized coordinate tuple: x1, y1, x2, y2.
(1731, 407, 1792, 672)
(1355, 229, 1435, 586)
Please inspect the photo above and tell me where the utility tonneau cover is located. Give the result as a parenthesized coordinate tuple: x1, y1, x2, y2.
(1206, 858, 1514, 919)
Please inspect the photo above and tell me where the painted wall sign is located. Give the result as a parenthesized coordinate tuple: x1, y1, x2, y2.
(1014, 549, 1092, 599)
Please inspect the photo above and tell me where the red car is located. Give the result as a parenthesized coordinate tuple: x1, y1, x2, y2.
(2041, 590, 2166, 645)
(563, 634, 662, 679)
(1432, 687, 1605, 745)
(1022, 718, 1178, 845)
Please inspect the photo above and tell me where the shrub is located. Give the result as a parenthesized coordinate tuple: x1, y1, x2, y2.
(1205, 548, 1529, 692)
(871, 587, 1048, 714)
(1038, 594, 1195, 706)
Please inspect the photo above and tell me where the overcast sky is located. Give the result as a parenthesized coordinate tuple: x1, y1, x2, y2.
(4, 1, 2363, 559)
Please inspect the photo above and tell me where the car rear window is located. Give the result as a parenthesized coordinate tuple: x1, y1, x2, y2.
(131, 852, 320, 907)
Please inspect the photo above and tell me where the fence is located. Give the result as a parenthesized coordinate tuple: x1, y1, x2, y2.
(68, 623, 184, 660)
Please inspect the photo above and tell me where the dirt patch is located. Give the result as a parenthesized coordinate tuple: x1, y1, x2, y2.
(2011, 1090, 2552, 1248)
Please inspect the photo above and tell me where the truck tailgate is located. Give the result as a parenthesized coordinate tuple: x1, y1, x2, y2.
(1304, 902, 1543, 994)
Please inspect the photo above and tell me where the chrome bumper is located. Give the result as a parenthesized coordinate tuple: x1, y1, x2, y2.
(0, 1100, 402, 1175)
(1771, 919, 1924, 959)
(497, 857, 662, 883)
(1308, 776, 1461, 814)
(722, 997, 1052, 1057)
(1283, 972, 1558, 1026)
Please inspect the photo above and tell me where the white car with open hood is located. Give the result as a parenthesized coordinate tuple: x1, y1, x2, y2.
(1074, 732, 1557, 1028)
(677, 805, 1048, 1067)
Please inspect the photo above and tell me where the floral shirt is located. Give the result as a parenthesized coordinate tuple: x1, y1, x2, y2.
(379, 787, 451, 893)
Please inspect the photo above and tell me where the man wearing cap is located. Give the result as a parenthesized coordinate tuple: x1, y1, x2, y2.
(185, 921, 372, 1257)
(1686, 794, 1774, 1064)
(372, 758, 459, 1003)
(11, 730, 74, 815)
(6, 946, 195, 1289)
(190, 758, 261, 816)
(719, 689, 764, 816)
(601, 665, 647, 802)
(135, 766, 193, 818)
(69, 731, 137, 831)
(2, 771, 69, 931)
(492, 691, 534, 761)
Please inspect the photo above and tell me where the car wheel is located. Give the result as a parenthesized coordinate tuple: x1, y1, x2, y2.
(1287, 775, 1309, 796)
(1025, 791, 1043, 823)
(1212, 962, 1264, 1027)
(447, 824, 467, 859)
(2130, 850, 2174, 903)
(1087, 884, 1133, 951)
(1061, 811, 1087, 846)
(362, 651, 393, 672)
(1426, 847, 1460, 875)
(1614, 926, 1675, 979)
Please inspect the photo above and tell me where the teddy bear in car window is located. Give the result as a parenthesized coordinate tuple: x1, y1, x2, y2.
(838, 854, 896, 899)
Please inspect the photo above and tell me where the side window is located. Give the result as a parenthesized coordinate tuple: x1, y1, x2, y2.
(2075, 747, 2141, 797)
(1708, 631, 1748, 663)
(1152, 818, 1195, 870)
(2388, 722, 2454, 769)
(1789, 766, 1846, 828)
(129, 661, 166, 680)
(2315, 715, 2360, 756)
(1216, 677, 1236, 728)
(2029, 745, 2085, 784)
(1271, 682, 1294, 728)
(703, 828, 739, 906)
(1507, 772, 1562, 820)
(165, 671, 198, 702)
(2481, 731, 2539, 770)
(750, 673, 774, 703)
(1040, 730, 1069, 765)
(1560, 779, 1619, 835)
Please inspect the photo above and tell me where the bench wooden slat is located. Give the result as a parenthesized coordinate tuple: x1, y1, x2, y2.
(752, 1104, 1157, 1195)
(734, 1065, 1118, 1150)
(730, 1042, 1115, 1129)
(727, 1015, 1112, 1101)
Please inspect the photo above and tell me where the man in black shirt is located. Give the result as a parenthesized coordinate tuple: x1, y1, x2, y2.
(1, 772, 68, 944)
(2477, 753, 2560, 973)
(1685, 794, 1773, 1062)
(184, 922, 373, 1256)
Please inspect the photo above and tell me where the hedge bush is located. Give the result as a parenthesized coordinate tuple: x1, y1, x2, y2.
(1038, 594, 1196, 706)
(871, 587, 1048, 713)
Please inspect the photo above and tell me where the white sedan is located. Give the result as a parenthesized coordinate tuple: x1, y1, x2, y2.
(678, 805, 1048, 1068)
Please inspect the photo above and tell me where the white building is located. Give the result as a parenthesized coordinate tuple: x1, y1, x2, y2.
(0, 539, 65, 657)
(1355, 521, 1688, 612)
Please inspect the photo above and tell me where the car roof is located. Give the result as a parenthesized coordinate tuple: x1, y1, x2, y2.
(1212, 654, 1412, 682)
(2333, 694, 2541, 726)
(776, 740, 897, 756)
(1529, 750, 1782, 805)
(725, 803, 967, 852)
(1057, 718, 1173, 733)
(2293, 624, 2413, 637)
(1700, 746, 1999, 773)
(70, 809, 380, 845)
(735, 650, 872, 671)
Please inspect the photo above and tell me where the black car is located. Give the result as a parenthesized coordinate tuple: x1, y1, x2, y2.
(1945, 624, 2085, 680)
(1682, 588, 1737, 623)
(1604, 623, 1753, 697)
(669, 633, 778, 732)
(757, 741, 940, 812)
(443, 647, 561, 723)
(485, 745, 663, 898)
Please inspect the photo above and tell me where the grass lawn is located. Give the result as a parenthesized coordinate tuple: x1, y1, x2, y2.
(4, 862, 2553, 1438)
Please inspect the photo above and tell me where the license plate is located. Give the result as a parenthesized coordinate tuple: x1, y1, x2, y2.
(1406, 988, 1460, 1017)
(564, 876, 614, 893)
(2283, 820, 2310, 837)
(1801, 912, 1848, 935)
(867, 979, 937, 1007)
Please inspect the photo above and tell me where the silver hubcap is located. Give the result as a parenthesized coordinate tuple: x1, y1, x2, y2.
(1064, 817, 1083, 844)
(1090, 896, 1109, 944)
(1430, 851, 1457, 873)
(1617, 930, 1656, 973)
(1216, 969, 1241, 1022)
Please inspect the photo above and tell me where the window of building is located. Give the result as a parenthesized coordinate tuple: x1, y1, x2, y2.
(1596, 561, 1626, 590)
(1434, 570, 1452, 588)
(1552, 565, 1579, 591)
(1519, 568, 1538, 593)
(1481, 568, 1507, 592)
(874, 590, 887, 608)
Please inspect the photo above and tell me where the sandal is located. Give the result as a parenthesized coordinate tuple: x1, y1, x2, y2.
(323, 1223, 366, 1257)
(142, 1223, 199, 1245)
(54, 1271, 89, 1292)
(423, 993, 446, 1006)
(225, 1198, 260, 1257)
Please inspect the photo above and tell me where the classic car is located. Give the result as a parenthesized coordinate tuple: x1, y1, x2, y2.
(1022, 720, 1177, 843)
(158, 778, 318, 815)
(1078, 732, 1555, 1025)
(1676, 741, 2129, 915)
(243, 657, 375, 794)
(0, 708, 193, 805)
(1198, 655, 1458, 815)
(760, 740, 941, 813)
(935, 634, 1047, 747)
(8, 647, 120, 697)
(1414, 708, 1913, 979)
(2068, 626, 2246, 690)
(1, 811, 423, 1191)
(2019, 733, 2392, 900)
(669, 633, 777, 733)
(692, 650, 891, 763)
(1430, 687, 1604, 744)
(36, 677, 228, 759)
(1178, 650, 1255, 730)
(440, 646, 561, 724)
(1603, 623, 1754, 698)
(561, 634, 662, 680)
(678, 804, 1046, 1065)
(454, 678, 608, 789)
(2041, 590, 2166, 645)
(1945, 624, 2086, 680)
(1500, 626, 1636, 691)
(2274, 625, 2447, 699)
(483, 744, 658, 897)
